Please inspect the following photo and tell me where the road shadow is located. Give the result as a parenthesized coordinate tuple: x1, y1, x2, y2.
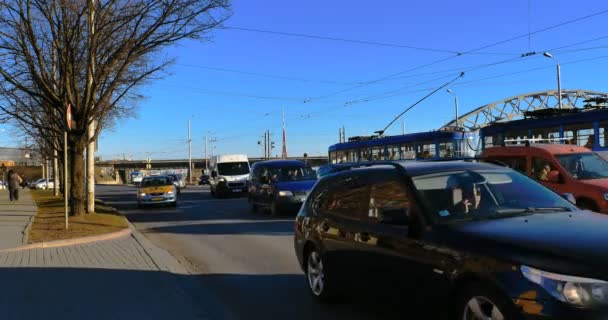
(143, 220, 294, 236)
(193, 273, 450, 320)
(0, 267, 209, 320)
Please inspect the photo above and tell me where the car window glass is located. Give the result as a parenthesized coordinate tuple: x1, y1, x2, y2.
(322, 175, 370, 219)
(532, 157, 555, 181)
(368, 178, 410, 220)
(491, 157, 526, 173)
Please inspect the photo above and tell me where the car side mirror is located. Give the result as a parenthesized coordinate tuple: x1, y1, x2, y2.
(379, 208, 410, 225)
(548, 170, 561, 183)
(211, 171, 217, 178)
(563, 193, 576, 205)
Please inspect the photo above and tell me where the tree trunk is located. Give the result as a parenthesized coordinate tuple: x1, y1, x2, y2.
(70, 143, 86, 216)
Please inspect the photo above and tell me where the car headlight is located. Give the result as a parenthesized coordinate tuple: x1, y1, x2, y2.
(278, 190, 293, 196)
(521, 265, 608, 307)
(603, 193, 608, 201)
(167, 191, 173, 195)
(139, 193, 146, 197)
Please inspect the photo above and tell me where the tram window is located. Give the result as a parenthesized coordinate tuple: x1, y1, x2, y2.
(439, 142, 453, 158)
(371, 146, 383, 160)
(504, 129, 529, 145)
(531, 127, 560, 143)
(418, 143, 436, 159)
(400, 144, 416, 160)
(387, 145, 400, 160)
(329, 151, 337, 164)
(361, 148, 371, 162)
(347, 149, 359, 162)
(600, 122, 608, 147)
(484, 136, 493, 148)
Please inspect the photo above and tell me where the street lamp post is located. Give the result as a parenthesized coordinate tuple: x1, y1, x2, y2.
(446, 89, 459, 129)
(543, 52, 562, 109)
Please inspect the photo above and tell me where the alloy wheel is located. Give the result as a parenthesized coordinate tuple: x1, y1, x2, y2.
(462, 296, 504, 320)
(307, 251, 325, 296)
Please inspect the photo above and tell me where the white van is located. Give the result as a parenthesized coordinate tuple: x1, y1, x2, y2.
(209, 154, 250, 197)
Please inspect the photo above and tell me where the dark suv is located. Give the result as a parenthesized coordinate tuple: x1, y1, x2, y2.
(295, 161, 608, 319)
(248, 160, 317, 215)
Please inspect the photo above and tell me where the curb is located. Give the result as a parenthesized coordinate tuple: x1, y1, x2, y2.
(0, 227, 131, 253)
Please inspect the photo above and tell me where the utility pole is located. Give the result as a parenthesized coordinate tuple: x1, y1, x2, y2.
(342, 126, 346, 142)
(402, 119, 405, 135)
(204, 136, 207, 175)
(86, 0, 96, 214)
(188, 119, 192, 184)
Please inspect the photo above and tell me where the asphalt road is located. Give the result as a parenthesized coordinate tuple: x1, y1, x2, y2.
(97, 184, 441, 320)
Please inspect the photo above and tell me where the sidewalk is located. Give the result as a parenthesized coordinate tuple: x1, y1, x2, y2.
(0, 188, 36, 249)
(0, 189, 208, 320)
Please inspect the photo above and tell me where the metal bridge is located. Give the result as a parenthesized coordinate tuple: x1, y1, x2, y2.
(441, 89, 608, 131)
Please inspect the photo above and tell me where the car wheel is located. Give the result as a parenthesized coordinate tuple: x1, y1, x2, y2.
(306, 249, 335, 302)
(457, 283, 520, 320)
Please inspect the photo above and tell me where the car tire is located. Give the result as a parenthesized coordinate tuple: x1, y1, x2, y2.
(456, 283, 521, 320)
(305, 248, 336, 303)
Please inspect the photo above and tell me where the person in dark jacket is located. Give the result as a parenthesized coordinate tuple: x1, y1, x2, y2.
(7, 170, 22, 201)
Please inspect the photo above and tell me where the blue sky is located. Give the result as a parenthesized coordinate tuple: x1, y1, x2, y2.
(3, 0, 608, 160)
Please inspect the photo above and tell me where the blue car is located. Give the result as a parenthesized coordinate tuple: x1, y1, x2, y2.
(248, 160, 318, 215)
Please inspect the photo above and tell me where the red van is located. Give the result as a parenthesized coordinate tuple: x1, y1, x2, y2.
(482, 144, 608, 213)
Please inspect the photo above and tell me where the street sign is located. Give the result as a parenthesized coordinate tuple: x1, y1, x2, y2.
(66, 103, 72, 131)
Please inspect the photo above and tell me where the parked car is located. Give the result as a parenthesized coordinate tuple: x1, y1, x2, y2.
(482, 143, 608, 213)
(198, 174, 210, 185)
(249, 160, 317, 215)
(137, 175, 177, 208)
(167, 174, 182, 194)
(294, 160, 608, 319)
(29, 178, 54, 190)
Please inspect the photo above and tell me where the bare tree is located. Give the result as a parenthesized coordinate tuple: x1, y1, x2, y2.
(0, 0, 230, 215)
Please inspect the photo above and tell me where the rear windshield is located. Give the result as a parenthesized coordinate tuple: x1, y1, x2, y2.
(141, 177, 172, 187)
(270, 166, 317, 182)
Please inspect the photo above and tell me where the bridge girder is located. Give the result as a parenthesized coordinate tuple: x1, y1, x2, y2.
(441, 89, 608, 131)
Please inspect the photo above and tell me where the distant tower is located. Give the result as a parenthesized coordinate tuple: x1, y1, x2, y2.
(281, 110, 288, 159)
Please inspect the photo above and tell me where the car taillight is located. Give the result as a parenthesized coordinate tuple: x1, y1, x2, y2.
(295, 219, 302, 234)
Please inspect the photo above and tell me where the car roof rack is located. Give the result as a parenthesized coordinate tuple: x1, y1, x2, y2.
(501, 137, 570, 147)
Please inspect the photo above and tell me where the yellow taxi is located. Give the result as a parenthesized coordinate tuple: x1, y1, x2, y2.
(137, 175, 178, 208)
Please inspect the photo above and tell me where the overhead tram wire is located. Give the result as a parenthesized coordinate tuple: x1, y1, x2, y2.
(176, 64, 360, 85)
(305, 8, 608, 102)
(375, 72, 464, 136)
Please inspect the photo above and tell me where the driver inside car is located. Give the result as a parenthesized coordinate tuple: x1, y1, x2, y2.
(446, 174, 484, 215)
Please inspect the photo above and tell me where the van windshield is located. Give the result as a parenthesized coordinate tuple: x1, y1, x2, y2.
(270, 167, 317, 182)
(218, 162, 250, 176)
(556, 153, 608, 180)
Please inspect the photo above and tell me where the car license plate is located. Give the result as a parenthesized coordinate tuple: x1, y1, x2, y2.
(152, 197, 164, 201)
(232, 189, 242, 193)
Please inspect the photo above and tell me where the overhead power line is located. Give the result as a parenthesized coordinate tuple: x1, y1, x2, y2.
(224, 26, 462, 54)
(176, 64, 359, 85)
(306, 8, 608, 101)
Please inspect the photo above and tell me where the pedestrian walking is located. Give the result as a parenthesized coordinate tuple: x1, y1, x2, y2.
(7, 170, 22, 201)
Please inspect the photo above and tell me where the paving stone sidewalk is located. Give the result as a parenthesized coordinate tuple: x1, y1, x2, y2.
(0, 188, 36, 249)
(0, 189, 207, 320)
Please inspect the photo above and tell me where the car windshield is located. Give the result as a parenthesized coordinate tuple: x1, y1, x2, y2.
(269, 166, 317, 182)
(412, 169, 576, 223)
(141, 177, 172, 187)
(556, 153, 608, 180)
(218, 162, 250, 175)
